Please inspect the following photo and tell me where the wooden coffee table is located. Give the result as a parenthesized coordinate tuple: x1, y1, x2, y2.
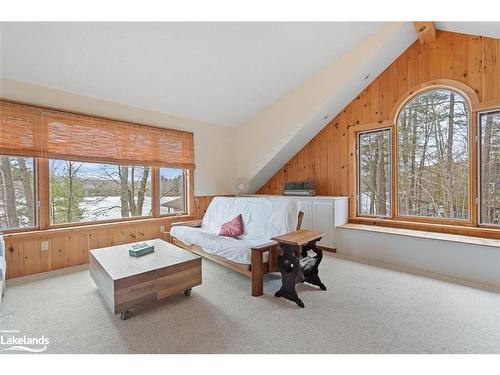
(89, 238, 201, 320)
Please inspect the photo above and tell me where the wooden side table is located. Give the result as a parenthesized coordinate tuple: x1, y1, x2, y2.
(271, 230, 327, 308)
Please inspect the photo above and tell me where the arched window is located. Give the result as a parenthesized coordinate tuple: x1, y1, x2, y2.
(396, 88, 470, 220)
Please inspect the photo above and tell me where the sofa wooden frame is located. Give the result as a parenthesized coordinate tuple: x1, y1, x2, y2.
(168, 211, 304, 297)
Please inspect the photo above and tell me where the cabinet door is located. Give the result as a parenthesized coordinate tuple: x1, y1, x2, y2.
(298, 200, 313, 230)
(312, 200, 334, 248)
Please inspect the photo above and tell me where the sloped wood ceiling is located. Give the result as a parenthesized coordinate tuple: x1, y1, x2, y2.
(258, 30, 500, 196)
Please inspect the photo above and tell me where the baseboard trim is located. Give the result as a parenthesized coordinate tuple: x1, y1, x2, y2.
(319, 246, 336, 253)
(334, 252, 500, 294)
(6, 264, 89, 287)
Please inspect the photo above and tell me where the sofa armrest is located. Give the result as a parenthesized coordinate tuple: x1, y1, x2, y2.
(251, 241, 280, 278)
(160, 231, 172, 243)
(250, 241, 278, 252)
(171, 219, 202, 228)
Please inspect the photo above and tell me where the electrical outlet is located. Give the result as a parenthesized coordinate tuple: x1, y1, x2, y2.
(160, 225, 165, 233)
(41, 240, 49, 251)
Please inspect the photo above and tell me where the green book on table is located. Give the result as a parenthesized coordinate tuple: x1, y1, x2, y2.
(129, 242, 155, 257)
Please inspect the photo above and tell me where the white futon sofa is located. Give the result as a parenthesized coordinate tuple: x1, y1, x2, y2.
(170, 196, 301, 296)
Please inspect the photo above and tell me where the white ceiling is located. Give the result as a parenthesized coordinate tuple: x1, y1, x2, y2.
(436, 21, 500, 39)
(0, 21, 497, 128)
(0, 22, 386, 127)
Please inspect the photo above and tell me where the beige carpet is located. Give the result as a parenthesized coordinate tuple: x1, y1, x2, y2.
(1, 253, 499, 354)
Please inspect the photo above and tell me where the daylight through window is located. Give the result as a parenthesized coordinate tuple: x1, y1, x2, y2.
(397, 89, 470, 220)
(358, 129, 391, 217)
(49, 160, 152, 224)
(159, 168, 186, 215)
(479, 110, 500, 225)
(0, 156, 36, 230)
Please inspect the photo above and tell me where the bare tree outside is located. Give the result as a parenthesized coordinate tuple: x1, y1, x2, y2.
(49, 160, 154, 224)
(0, 156, 35, 230)
(479, 110, 500, 225)
(159, 168, 185, 215)
(397, 89, 469, 219)
(358, 129, 391, 216)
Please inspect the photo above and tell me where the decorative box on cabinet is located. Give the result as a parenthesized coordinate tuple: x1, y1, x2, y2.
(243, 195, 348, 250)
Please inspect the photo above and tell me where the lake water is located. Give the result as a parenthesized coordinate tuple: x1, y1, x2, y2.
(80, 196, 180, 221)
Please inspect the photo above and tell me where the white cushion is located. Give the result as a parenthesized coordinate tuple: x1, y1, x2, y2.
(172, 197, 299, 264)
(201, 197, 298, 240)
(170, 226, 268, 264)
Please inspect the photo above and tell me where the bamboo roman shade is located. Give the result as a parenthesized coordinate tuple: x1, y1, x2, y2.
(0, 101, 195, 168)
(0, 101, 42, 157)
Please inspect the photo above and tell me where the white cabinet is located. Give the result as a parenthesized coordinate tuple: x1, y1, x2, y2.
(297, 198, 348, 249)
(311, 200, 335, 248)
(243, 195, 348, 249)
(298, 200, 313, 230)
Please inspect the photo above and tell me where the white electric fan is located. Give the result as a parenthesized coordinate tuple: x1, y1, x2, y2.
(232, 177, 250, 197)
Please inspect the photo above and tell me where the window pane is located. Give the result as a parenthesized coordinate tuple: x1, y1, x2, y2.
(0, 156, 36, 230)
(397, 89, 469, 219)
(480, 110, 500, 225)
(358, 129, 391, 216)
(49, 160, 151, 224)
(159, 168, 185, 215)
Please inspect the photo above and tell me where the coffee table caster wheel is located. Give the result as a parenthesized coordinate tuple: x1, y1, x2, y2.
(120, 311, 130, 320)
(184, 288, 192, 296)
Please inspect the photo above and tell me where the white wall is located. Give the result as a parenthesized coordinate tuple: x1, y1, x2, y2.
(0, 78, 238, 196)
(235, 22, 417, 192)
(1, 23, 418, 195)
(336, 227, 500, 291)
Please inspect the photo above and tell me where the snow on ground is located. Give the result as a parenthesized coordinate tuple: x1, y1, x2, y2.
(80, 196, 180, 221)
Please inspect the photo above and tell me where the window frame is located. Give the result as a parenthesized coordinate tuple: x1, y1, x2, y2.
(477, 109, 500, 227)
(0, 157, 192, 233)
(158, 167, 188, 217)
(393, 87, 474, 225)
(47, 160, 155, 227)
(0, 100, 195, 235)
(0, 155, 39, 233)
(356, 127, 392, 218)
(350, 81, 490, 233)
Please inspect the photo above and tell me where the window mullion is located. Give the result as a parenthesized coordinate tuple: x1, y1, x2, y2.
(37, 158, 50, 230)
(151, 166, 160, 218)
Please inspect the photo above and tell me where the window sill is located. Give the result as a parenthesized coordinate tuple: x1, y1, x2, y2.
(348, 217, 500, 240)
(339, 223, 500, 248)
(2, 214, 195, 239)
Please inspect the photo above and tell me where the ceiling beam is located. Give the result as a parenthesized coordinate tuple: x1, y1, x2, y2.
(413, 22, 436, 44)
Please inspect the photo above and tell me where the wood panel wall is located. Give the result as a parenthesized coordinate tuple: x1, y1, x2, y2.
(194, 195, 235, 219)
(258, 31, 500, 197)
(3, 195, 221, 279)
(194, 196, 217, 219)
(4, 217, 174, 279)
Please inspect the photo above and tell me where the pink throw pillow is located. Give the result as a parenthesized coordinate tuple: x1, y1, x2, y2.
(219, 214, 244, 237)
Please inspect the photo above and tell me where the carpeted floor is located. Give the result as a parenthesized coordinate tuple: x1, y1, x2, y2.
(1, 253, 499, 354)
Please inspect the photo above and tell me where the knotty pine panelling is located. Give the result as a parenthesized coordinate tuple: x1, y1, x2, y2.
(194, 195, 234, 219)
(258, 31, 500, 196)
(3, 195, 222, 279)
(4, 220, 165, 279)
(194, 196, 217, 219)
